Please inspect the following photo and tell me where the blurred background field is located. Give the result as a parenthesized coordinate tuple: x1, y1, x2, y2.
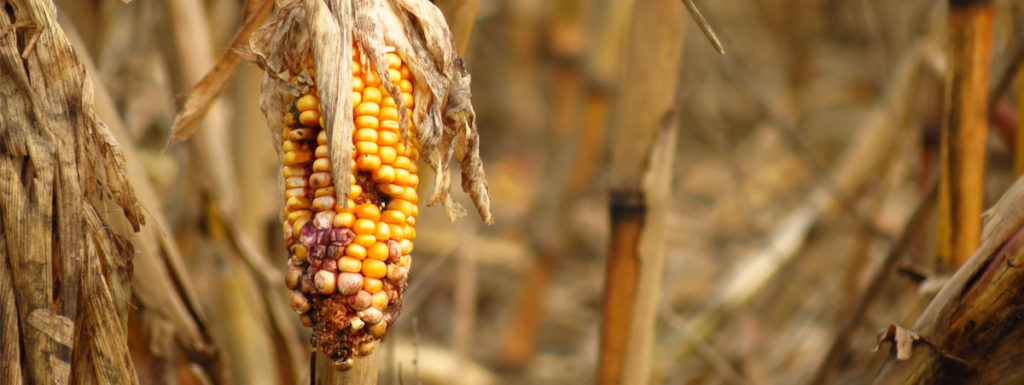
(53, 0, 1024, 384)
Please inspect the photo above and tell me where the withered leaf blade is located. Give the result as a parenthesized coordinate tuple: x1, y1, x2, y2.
(168, 0, 274, 143)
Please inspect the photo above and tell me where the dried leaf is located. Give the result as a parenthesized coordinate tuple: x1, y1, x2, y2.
(169, 0, 274, 142)
(874, 324, 920, 360)
(27, 310, 74, 348)
(0, 1, 143, 383)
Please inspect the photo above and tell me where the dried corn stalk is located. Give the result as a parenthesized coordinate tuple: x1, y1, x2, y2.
(249, 0, 492, 369)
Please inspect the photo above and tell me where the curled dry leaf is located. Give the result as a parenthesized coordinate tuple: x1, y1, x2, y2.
(873, 324, 920, 360)
(250, 0, 493, 224)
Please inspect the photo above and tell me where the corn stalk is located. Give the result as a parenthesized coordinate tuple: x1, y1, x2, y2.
(598, 0, 685, 383)
(874, 175, 1024, 384)
(936, 0, 992, 269)
(0, 1, 144, 383)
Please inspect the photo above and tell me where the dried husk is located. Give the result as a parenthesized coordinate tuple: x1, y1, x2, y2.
(250, 0, 493, 224)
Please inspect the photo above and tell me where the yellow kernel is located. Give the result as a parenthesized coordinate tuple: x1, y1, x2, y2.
(380, 107, 399, 123)
(378, 146, 397, 164)
(393, 156, 411, 170)
(339, 257, 363, 273)
(374, 165, 396, 183)
(283, 166, 308, 178)
(286, 196, 310, 211)
(355, 141, 379, 155)
(368, 242, 389, 260)
(347, 184, 363, 199)
(285, 128, 315, 140)
(374, 222, 391, 241)
(354, 234, 377, 248)
(408, 174, 419, 188)
(283, 150, 312, 166)
(381, 210, 405, 224)
(292, 244, 307, 260)
(399, 79, 413, 93)
(292, 217, 311, 236)
(371, 291, 389, 309)
(362, 87, 382, 104)
(403, 187, 418, 203)
(388, 69, 401, 83)
(297, 94, 318, 111)
(345, 244, 367, 259)
(399, 65, 410, 79)
(356, 154, 381, 171)
(381, 120, 400, 132)
(406, 216, 416, 226)
(309, 172, 332, 189)
(401, 93, 414, 107)
(312, 196, 336, 211)
(363, 277, 383, 293)
(352, 76, 364, 91)
(353, 91, 362, 106)
(389, 199, 414, 217)
(362, 259, 387, 279)
(382, 97, 397, 108)
(286, 186, 309, 199)
(287, 208, 312, 223)
(355, 102, 380, 117)
(379, 183, 403, 197)
(317, 129, 328, 145)
(404, 225, 416, 240)
(394, 168, 410, 186)
(386, 53, 402, 69)
(282, 140, 303, 152)
(355, 128, 378, 142)
(388, 224, 404, 240)
(399, 255, 411, 267)
(400, 239, 413, 254)
(299, 109, 321, 127)
(334, 212, 356, 228)
(313, 158, 331, 172)
(355, 115, 379, 129)
(314, 145, 329, 158)
(378, 131, 399, 147)
(353, 219, 376, 235)
(355, 203, 382, 220)
(285, 176, 307, 189)
(408, 161, 418, 173)
(314, 186, 335, 197)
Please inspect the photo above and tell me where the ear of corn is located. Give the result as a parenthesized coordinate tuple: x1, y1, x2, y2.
(281, 46, 417, 369)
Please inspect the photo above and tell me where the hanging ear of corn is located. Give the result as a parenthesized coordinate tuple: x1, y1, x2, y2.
(279, 48, 415, 368)
(250, 0, 492, 370)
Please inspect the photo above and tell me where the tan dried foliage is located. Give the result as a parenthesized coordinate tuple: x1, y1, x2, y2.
(0, 1, 142, 383)
(249, 0, 493, 224)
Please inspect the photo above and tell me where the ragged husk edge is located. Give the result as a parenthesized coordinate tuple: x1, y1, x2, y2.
(249, 0, 493, 224)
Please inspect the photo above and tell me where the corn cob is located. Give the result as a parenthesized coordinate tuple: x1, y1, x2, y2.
(281, 47, 417, 368)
